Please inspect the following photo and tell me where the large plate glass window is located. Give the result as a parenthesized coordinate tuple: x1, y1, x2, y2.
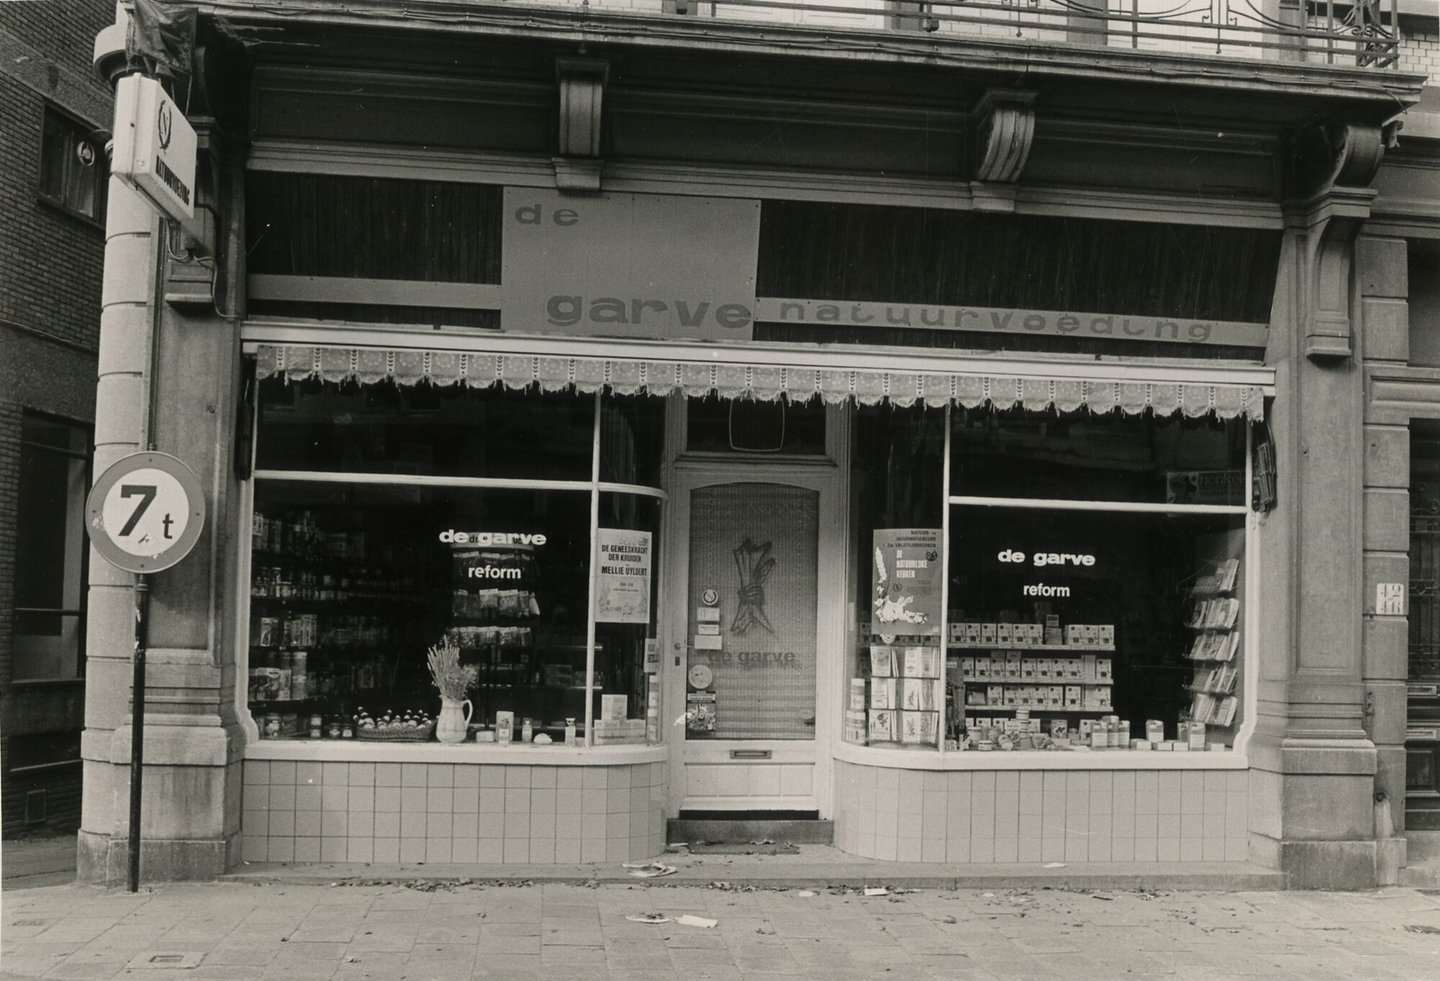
(248, 378, 665, 746)
(844, 405, 1249, 753)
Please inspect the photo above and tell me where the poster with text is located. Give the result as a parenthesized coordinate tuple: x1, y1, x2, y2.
(872, 528, 942, 639)
(596, 529, 652, 624)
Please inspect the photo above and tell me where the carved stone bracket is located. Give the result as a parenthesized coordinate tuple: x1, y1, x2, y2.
(1293, 184, 1377, 362)
(1295, 121, 1393, 193)
(1288, 122, 1391, 363)
(555, 56, 608, 193)
(968, 88, 1036, 212)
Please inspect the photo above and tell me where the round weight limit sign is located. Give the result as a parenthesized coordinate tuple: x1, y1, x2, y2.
(87, 452, 206, 574)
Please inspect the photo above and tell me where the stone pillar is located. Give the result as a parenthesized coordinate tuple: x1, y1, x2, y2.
(77, 162, 162, 884)
(1358, 235, 1411, 884)
(80, 10, 248, 883)
(1248, 181, 1382, 888)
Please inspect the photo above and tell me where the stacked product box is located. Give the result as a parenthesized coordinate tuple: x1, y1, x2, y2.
(845, 677, 868, 743)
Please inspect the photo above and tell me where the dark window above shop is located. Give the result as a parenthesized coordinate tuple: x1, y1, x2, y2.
(755, 202, 1280, 359)
(245, 173, 502, 284)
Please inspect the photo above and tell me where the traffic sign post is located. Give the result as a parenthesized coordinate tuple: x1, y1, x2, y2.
(85, 452, 205, 892)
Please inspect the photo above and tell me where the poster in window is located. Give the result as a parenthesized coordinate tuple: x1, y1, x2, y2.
(596, 528, 652, 624)
(871, 528, 942, 640)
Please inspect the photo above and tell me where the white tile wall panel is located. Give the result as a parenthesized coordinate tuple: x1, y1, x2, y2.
(833, 760, 1248, 864)
(242, 760, 666, 866)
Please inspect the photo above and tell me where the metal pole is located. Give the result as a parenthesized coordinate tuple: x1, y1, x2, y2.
(128, 575, 150, 893)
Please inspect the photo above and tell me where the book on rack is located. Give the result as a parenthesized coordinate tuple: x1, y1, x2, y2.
(870, 646, 894, 677)
(1215, 558, 1240, 593)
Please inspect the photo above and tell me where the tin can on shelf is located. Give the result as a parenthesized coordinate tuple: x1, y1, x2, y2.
(263, 714, 281, 739)
(309, 714, 323, 739)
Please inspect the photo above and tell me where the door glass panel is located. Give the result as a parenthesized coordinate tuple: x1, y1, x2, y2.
(686, 482, 818, 740)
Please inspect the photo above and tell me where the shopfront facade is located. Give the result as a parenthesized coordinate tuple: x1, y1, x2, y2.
(78, 0, 1435, 886)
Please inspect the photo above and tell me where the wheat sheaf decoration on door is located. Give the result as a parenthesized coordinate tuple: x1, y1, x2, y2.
(731, 538, 775, 635)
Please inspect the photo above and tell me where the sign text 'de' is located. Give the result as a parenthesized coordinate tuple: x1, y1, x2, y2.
(499, 189, 761, 343)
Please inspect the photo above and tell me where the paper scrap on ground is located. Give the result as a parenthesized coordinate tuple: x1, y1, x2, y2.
(797, 890, 816, 898)
(676, 914, 718, 928)
(626, 913, 672, 924)
(864, 887, 889, 897)
(627, 863, 678, 878)
(1043, 862, 1067, 868)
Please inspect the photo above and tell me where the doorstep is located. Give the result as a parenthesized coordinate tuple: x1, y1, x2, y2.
(221, 843, 1286, 891)
(1399, 863, 1440, 888)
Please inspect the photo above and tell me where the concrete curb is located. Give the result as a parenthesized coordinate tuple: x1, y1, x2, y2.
(220, 858, 1288, 892)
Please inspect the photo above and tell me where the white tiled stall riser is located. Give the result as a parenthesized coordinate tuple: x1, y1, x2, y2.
(242, 761, 666, 865)
(834, 763, 1249, 863)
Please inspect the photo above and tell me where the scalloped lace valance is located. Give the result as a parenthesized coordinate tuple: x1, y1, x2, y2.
(253, 344, 1266, 420)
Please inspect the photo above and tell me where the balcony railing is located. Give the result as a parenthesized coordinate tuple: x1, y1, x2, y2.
(528, 0, 1403, 68)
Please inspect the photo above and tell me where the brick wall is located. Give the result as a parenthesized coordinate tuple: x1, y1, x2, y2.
(1398, 30, 1439, 84)
(0, 4, 115, 78)
(0, 73, 107, 353)
(0, 0, 112, 837)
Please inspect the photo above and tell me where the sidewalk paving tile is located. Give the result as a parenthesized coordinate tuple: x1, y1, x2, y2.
(19, 875, 1440, 979)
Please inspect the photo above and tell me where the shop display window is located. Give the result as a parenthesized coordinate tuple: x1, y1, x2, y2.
(951, 407, 1246, 506)
(594, 493, 663, 744)
(946, 508, 1244, 752)
(846, 404, 946, 748)
(846, 405, 1248, 754)
(256, 378, 596, 481)
(248, 382, 665, 747)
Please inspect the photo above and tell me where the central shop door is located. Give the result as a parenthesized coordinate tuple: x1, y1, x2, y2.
(665, 470, 844, 815)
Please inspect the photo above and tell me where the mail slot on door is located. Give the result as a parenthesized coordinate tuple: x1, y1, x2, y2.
(1409, 684, 1439, 698)
(1408, 728, 1440, 743)
(730, 749, 772, 760)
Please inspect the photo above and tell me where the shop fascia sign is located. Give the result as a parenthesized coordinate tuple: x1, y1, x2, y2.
(500, 189, 760, 343)
(111, 74, 196, 225)
(497, 188, 1265, 349)
(752, 298, 1268, 348)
